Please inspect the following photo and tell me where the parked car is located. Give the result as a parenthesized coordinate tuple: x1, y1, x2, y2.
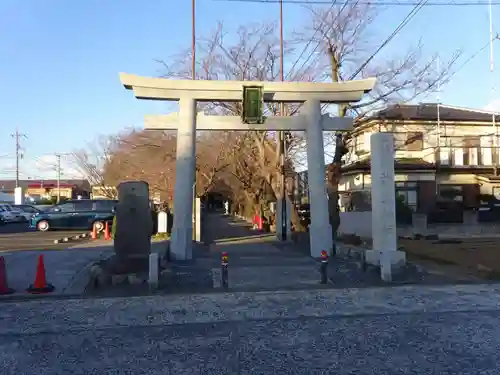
(30, 199, 117, 232)
(12, 204, 43, 221)
(0, 204, 26, 223)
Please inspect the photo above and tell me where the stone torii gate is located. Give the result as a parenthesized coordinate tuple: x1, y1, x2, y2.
(119, 73, 376, 260)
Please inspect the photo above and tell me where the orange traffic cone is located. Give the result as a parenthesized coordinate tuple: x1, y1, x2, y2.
(26, 255, 55, 294)
(91, 225, 97, 240)
(0, 256, 14, 295)
(104, 222, 111, 241)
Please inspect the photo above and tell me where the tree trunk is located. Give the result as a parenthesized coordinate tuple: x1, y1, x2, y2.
(327, 148, 345, 241)
(287, 193, 306, 232)
(326, 45, 348, 241)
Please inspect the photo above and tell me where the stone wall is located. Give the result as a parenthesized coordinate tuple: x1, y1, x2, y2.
(339, 211, 500, 239)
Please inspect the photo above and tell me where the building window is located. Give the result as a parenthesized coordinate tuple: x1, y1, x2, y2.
(441, 136, 484, 166)
(481, 135, 493, 165)
(462, 137, 480, 165)
(438, 185, 463, 202)
(439, 147, 451, 165)
(404, 132, 423, 151)
(396, 190, 417, 211)
(393, 132, 423, 151)
(355, 132, 372, 154)
(453, 148, 464, 166)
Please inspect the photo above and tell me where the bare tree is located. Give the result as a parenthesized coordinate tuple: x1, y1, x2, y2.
(293, 3, 461, 237)
(107, 129, 178, 202)
(195, 131, 238, 197)
(72, 135, 119, 198)
(157, 22, 311, 229)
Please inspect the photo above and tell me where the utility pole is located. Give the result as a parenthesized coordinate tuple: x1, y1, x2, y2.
(11, 129, 27, 188)
(56, 154, 61, 203)
(279, 0, 287, 241)
(489, 0, 498, 175)
(436, 57, 441, 194)
(192, 0, 196, 81)
(192, 0, 198, 239)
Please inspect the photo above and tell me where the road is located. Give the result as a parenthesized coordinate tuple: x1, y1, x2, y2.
(0, 223, 91, 252)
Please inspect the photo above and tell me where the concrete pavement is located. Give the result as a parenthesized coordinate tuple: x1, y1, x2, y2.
(1, 240, 113, 298)
(160, 214, 328, 294)
(2, 214, 499, 372)
(1, 284, 500, 373)
(188, 214, 462, 293)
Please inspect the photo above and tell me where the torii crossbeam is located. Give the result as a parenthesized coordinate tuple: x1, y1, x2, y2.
(120, 73, 376, 260)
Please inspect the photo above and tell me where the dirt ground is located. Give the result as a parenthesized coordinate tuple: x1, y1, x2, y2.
(398, 237, 500, 278)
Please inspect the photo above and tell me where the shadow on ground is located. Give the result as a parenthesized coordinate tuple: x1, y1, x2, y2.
(84, 213, 489, 299)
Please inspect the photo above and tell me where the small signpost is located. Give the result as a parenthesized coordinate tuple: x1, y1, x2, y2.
(242, 86, 264, 124)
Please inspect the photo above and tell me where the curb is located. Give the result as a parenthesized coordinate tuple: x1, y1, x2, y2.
(398, 234, 439, 241)
(66, 240, 169, 295)
(63, 252, 114, 295)
(53, 232, 90, 244)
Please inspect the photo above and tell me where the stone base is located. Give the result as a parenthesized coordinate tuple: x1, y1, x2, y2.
(107, 255, 150, 274)
(365, 250, 405, 266)
(365, 250, 407, 282)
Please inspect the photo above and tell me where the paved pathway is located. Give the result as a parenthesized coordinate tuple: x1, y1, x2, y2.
(1, 240, 113, 298)
(202, 214, 324, 292)
(193, 214, 467, 292)
(2, 284, 500, 373)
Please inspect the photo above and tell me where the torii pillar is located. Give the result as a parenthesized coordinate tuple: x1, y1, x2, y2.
(120, 74, 376, 260)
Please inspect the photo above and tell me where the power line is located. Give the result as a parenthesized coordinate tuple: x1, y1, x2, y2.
(294, 1, 355, 81)
(285, 0, 340, 79)
(350, 0, 428, 79)
(418, 33, 500, 102)
(214, 0, 500, 5)
(55, 154, 62, 203)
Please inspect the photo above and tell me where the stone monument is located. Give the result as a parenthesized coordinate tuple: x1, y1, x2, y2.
(111, 180, 153, 274)
(364, 133, 406, 281)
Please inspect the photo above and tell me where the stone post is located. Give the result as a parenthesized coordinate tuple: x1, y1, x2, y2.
(157, 211, 168, 234)
(463, 210, 478, 226)
(304, 100, 332, 258)
(365, 133, 406, 281)
(194, 197, 202, 242)
(412, 213, 428, 237)
(170, 97, 197, 260)
(148, 253, 159, 290)
(14, 187, 24, 205)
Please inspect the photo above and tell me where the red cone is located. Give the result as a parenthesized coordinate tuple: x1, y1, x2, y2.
(91, 225, 97, 240)
(0, 256, 14, 295)
(104, 222, 111, 241)
(26, 254, 54, 294)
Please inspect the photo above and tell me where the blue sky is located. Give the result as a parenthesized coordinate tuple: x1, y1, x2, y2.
(0, 0, 499, 179)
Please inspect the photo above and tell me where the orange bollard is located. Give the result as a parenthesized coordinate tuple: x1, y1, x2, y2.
(26, 255, 55, 294)
(0, 256, 14, 295)
(104, 222, 111, 241)
(320, 250, 328, 284)
(91, 225, 97, 240)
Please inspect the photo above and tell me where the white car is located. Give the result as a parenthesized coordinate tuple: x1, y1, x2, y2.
(0, 204, 26, 223)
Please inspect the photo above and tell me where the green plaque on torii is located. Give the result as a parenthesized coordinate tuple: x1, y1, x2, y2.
(242, 86, 264, 124)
